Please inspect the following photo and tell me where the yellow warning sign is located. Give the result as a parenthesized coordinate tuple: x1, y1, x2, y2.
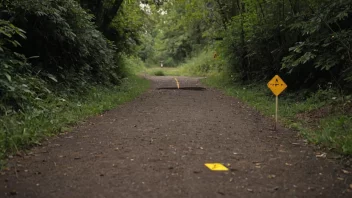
(267, 75, 287, 96)
(204, 163, 228, 171)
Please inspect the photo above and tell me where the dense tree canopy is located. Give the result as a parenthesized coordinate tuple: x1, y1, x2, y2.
(144, 0, 352, 92)
(1, 0, 351, 115)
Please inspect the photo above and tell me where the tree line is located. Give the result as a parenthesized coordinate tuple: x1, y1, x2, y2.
(145, 0, 352, 93)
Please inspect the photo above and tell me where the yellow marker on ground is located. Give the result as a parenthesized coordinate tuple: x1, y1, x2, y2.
(174, 78, 180, 89)
(204, 163, 228, 171)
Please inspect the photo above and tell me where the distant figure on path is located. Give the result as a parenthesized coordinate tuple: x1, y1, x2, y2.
(160, 61, 163, 68)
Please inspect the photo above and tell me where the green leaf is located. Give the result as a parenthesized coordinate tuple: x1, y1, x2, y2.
(47, 74, 58, 82)
(4, 73, 11, 82)
(28, 56, 40, 59)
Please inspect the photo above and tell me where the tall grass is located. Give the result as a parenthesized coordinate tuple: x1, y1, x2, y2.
(145, 68, 181, 76)
(178, 50, 223, 76)
(123, 56, 147, 75)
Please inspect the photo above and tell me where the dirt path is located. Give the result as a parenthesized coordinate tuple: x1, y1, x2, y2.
(1, 76, 351, 197)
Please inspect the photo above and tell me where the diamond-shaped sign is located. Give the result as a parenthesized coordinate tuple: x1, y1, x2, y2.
(267, 75, 287, 96)
(204, 163, 228, 171)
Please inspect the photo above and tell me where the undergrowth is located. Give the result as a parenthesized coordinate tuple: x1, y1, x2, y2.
(0, 75, 150, 166)
(145, 68, 180, 76)
(123, 56, 147, 75)
(153, 70, 165, 76)
(178, 50, 223, 76)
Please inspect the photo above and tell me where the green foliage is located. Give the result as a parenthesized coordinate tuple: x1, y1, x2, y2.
(153, 70, 165, 76)
(0, 0, 147, 114)
(0, 20, 50, 115)
(146, 0, 214, 65)
(144, 50, 224, 77)
(78, 0, 124, 39)
(0, 75, 150, 162)
(5, 0, 121, 87)
(302, 115, 352, 154)
(145, 67, 182, 76)
(122, 56, 147, 75)
(217, 0, 352, 90)
(164, 57, 176, 67)
(282, 1, 352, 89)
(178, 50, 224, 76)
(142, 0, 352, 91)
(110, 0, 147, 54)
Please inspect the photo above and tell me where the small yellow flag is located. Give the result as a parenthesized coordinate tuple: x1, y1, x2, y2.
(204, 163, 229, 171)
(267, 75, 287, 96)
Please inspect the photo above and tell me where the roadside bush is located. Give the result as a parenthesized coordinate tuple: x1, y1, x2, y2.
(179, 50, 223, 76)
(0, 0, 124, 114)
(122, 56, 146, 75)
(3, 0, 121, 89)
(164, 57, 177, 67)
(153, 70, 165, 76)
(0, 20, 51, 115)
